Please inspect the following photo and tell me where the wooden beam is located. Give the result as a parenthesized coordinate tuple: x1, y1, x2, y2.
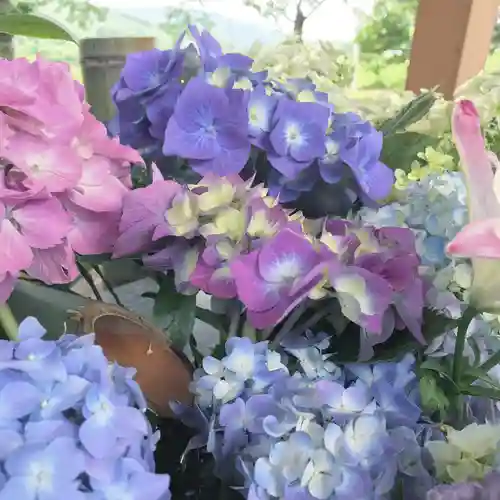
(406, 0, 500, 99)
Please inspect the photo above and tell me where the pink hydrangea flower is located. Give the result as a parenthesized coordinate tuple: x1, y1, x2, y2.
(230, 228, 330, 328)
(322, 220, 425, 359)
(0, 56, 141, 302)
(113, 180, 184, 257)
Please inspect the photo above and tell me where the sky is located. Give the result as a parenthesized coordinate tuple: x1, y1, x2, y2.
(92, 0, 375, 43)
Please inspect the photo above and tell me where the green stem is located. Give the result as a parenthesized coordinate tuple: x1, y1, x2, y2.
(451, 307, 477, 425)
(145, 160, 153, 185)
(270, 302, 308, 349)
(92, 265, 124, 307)
(452, 307, 477, 383)
(479, 349, 500, 374)
(295, 308, 330, 333)
(0, 303, 18, 340)
(76, 261, 103, 301)
(228, 305, 241, 338)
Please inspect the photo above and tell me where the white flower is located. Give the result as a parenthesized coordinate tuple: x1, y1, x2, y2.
(301, 449, 340, 500)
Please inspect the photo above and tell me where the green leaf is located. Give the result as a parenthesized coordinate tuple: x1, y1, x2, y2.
(424, 308, 457, 340)
(7, 280, 90, 339)
(77, 253, 112, 265)
(461, 366, 500, 391)
(0, 13, 78, 43)
(379, 91, 437, 136)
(188, 335, 204, 368)
(195, 307, 225, 331)
(419, 373, 450, 416)
(77, 257, 147, 288)
(381, 132, 440, 173)
(153, 274, 196, 349)
(461, 385, 500, 401)
(420, 358, 454, 382)
(369, 308, 455, 362)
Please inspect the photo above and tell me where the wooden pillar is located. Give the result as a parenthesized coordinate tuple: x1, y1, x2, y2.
(80, 37, 155, 123)
(406, 0, 500, 99)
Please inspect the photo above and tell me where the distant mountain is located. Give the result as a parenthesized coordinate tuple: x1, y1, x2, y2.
(93, 6, 284, 51)
(38, 3, 170, 45)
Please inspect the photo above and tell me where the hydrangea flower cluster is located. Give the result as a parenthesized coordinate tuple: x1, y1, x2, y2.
(0, 57, 141, 303)
(359, 103, 500, 359)
(0, 317, 171, 499)
(189, 337, 436, 500)
(358, 167, 500, 360)
(113, 172, 298, 306)
(360, 172, 468, 274)
(318, 219, 426, 358)
(111, 26, 394, 217)
(113, 172, 426, 346)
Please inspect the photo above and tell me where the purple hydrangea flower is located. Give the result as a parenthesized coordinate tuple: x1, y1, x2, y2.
(426, 482, 483, 500)
(111, 37, 186, 158)
(267, 99, 330, 179)
(323, 220, 426, 359)
(319, 112, 394, 203)
(189, 25, 222, 72)
(247, 85, 278, 148)
(163, 77, 251, 175)
(230, 228, 331, 329)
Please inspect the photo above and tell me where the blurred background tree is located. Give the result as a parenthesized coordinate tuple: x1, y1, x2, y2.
(243, 0, 327, 40)
(0, 0, 14, 58)
(159, 7, 214, 41)
(14, 0, 107, 28)
(356, 0, 418, 62)
(352, 0, 418, 89)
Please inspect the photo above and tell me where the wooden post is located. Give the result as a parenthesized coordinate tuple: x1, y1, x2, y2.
(0, 0, 14, 59)
(406, 0, 500, 99)
(80, 37, 155, 124)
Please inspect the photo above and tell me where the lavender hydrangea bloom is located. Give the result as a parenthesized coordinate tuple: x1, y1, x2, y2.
(111, 39, 186, 158)
(359, 172, 468, 271)
(189, 337, 432, 500)
(321, 220, 426, 359)
(0, 317, 171, 500)
(267, 99, 330, 179)
(248, 86, 278, 148)
(323, 113, 394, 201)
(426, 482, 483, 500)
(112, 26, 393, 218)
(163, 77, 251, 175)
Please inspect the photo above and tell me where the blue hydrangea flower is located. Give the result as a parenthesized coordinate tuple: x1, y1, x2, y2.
(359, 172, 468, 275)
(267, 99, 330, 179)
(163, 77, 251, 175)
(188, 337, 433, 500)
(111, 36, 186, 158)
(0, 317, 171, 500)
(248, 85, 278, 148)
(320, 114, 394, 202)
(113, 26, 393, 218)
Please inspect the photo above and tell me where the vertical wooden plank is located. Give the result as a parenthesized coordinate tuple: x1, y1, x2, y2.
(0, 0, 14, 59)
(80, 37, 155, 123)
(406, 0, 499, 99)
